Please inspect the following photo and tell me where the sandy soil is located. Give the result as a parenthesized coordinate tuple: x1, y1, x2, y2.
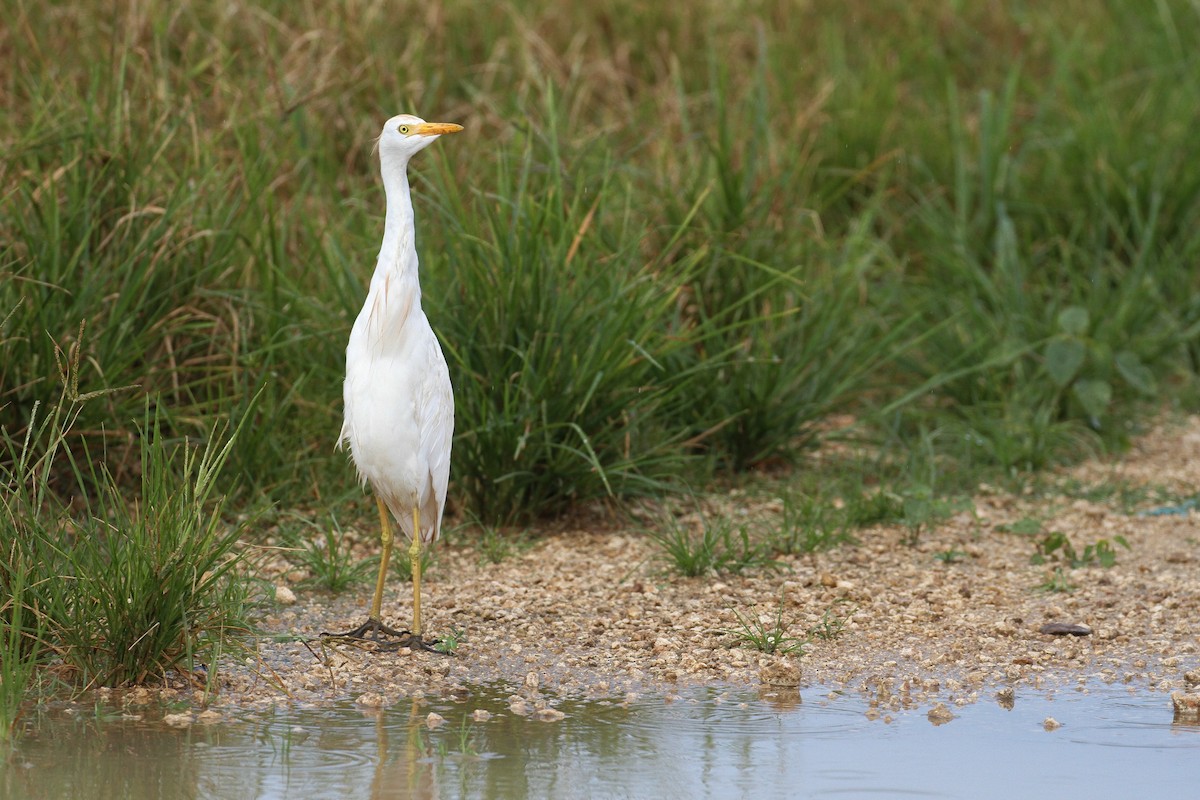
(210, 415, 1200, 715)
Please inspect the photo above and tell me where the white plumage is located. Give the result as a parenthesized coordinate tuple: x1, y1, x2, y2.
(331, 113, 462, 645)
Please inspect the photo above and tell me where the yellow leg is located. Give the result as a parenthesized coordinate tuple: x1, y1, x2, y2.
(409, 505, 423, 637)
(368, 496, 393, 621)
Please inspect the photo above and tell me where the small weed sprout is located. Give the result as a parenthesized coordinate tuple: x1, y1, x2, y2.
(433, 627, 466, 655)
(283, 514, 374, 593)
(466, 518, 535, 565)
(997, 517, 1044, 536)
(1037, 567, 1075, 593)
(898, 485, 971, 547)
(725, 599, 807, 656)
(725, 597, 857, 655)
(453, 714, 479, 757)
(807, 601, 858, 642)
(843, 489, 906, 528)
(1031, 532, 1131, 568)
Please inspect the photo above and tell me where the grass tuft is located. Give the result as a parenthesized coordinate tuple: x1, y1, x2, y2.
(1, 377, 254, 687)
(282, 513, 374, 593)
(649, 510, 781, 578)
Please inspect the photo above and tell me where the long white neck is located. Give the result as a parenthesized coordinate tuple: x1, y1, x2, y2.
(375, 154, 420, 285)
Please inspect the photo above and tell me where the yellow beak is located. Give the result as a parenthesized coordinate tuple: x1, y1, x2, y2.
(415, 122, 464, 136)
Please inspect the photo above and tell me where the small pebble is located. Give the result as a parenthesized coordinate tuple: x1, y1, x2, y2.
(927, 703, 954, 725)
(356, 692, 387, 708)
(1171, 691, 1200, 717)
(1043, 717, 1061, 731)
(162, 713, 193, 728)
(275, 585, 297, 605)
(425, 713, 445, 729)
(1040, 623, 1092, 637)
(472, 709, 491, 722)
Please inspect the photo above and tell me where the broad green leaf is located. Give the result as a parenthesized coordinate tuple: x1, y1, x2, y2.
(1057, 306, 1090, 336)
(1114, 350, 1156, 395)
(1044, 337, 1085, 387)
(1072, 378, 1112, 419)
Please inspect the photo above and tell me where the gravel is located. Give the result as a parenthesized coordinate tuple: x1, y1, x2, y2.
(211, 416, 1200, 713)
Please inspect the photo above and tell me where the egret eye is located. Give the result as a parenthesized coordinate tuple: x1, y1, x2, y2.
(398, 124, 410, 134)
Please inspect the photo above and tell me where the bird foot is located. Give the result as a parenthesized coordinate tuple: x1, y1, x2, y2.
(320, 617, 410, 642)
(318, 618, 450, 655)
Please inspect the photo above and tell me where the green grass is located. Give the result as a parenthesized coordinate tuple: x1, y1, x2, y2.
(649, 511, 781, 578)
(1030, 531, 1131, 570)
(391, 544, 437, 585)
(1, 355, 253, 688)
(767, 492, 857, 555)
(0, 541, 42, 742)
(725, 596, 857, 655)
(460, 519, 536, 566)
(725, 597, 807, 656)
(5, 1, 1198, 527)
(281, 512, 374, 593)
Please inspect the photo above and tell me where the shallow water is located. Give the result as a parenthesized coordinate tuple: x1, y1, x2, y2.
(4, 683, 1197, 799)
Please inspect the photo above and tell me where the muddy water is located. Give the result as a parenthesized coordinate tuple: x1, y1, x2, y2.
(4, 684, 1197, 799)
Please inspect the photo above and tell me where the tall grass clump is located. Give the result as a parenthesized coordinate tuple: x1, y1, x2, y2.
(670, 231, 904, 471)
(0, 15, 352, 506)
(426, 98, 708, 522)
(647, 44, 911, 471)
(3, 0, 1200, 533)
(898, 60, 1200, 471)
(1, 339, 254, 686)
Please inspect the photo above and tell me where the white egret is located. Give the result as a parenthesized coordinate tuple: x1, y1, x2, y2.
(325, 114, 462, 650)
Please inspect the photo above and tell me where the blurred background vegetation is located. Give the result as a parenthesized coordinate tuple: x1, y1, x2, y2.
(3, 0, 1199, 525)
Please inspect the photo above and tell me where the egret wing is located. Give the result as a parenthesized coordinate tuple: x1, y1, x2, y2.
(417, 334, 454, 542)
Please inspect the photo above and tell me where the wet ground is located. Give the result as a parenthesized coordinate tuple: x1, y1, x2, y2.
(5, 682, 1198, 799)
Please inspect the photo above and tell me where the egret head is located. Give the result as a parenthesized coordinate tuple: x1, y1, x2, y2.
(378, 114, 463, 166)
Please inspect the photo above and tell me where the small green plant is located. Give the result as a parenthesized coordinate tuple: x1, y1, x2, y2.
(898, 485, 971, 546)
(649, 512, 781, 577)
(726, 598, 857, 654)
(433, 627, 466, 656)
(1037, 566, 1075, 593)
(1042, 305, 1159, 425)
(770, 493, 857, 555)
(843, 489, 907, 528)
(807, 601, 858, 642)
(284, 513, 374, 593)
(451, 713, 478, 757)
(933, 549, 968, 564)
(1031, 531, 1130, 568)
(725, 596, 807, 655)
(997, 517, 1044, 535)
(469, 521, 535, 565)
